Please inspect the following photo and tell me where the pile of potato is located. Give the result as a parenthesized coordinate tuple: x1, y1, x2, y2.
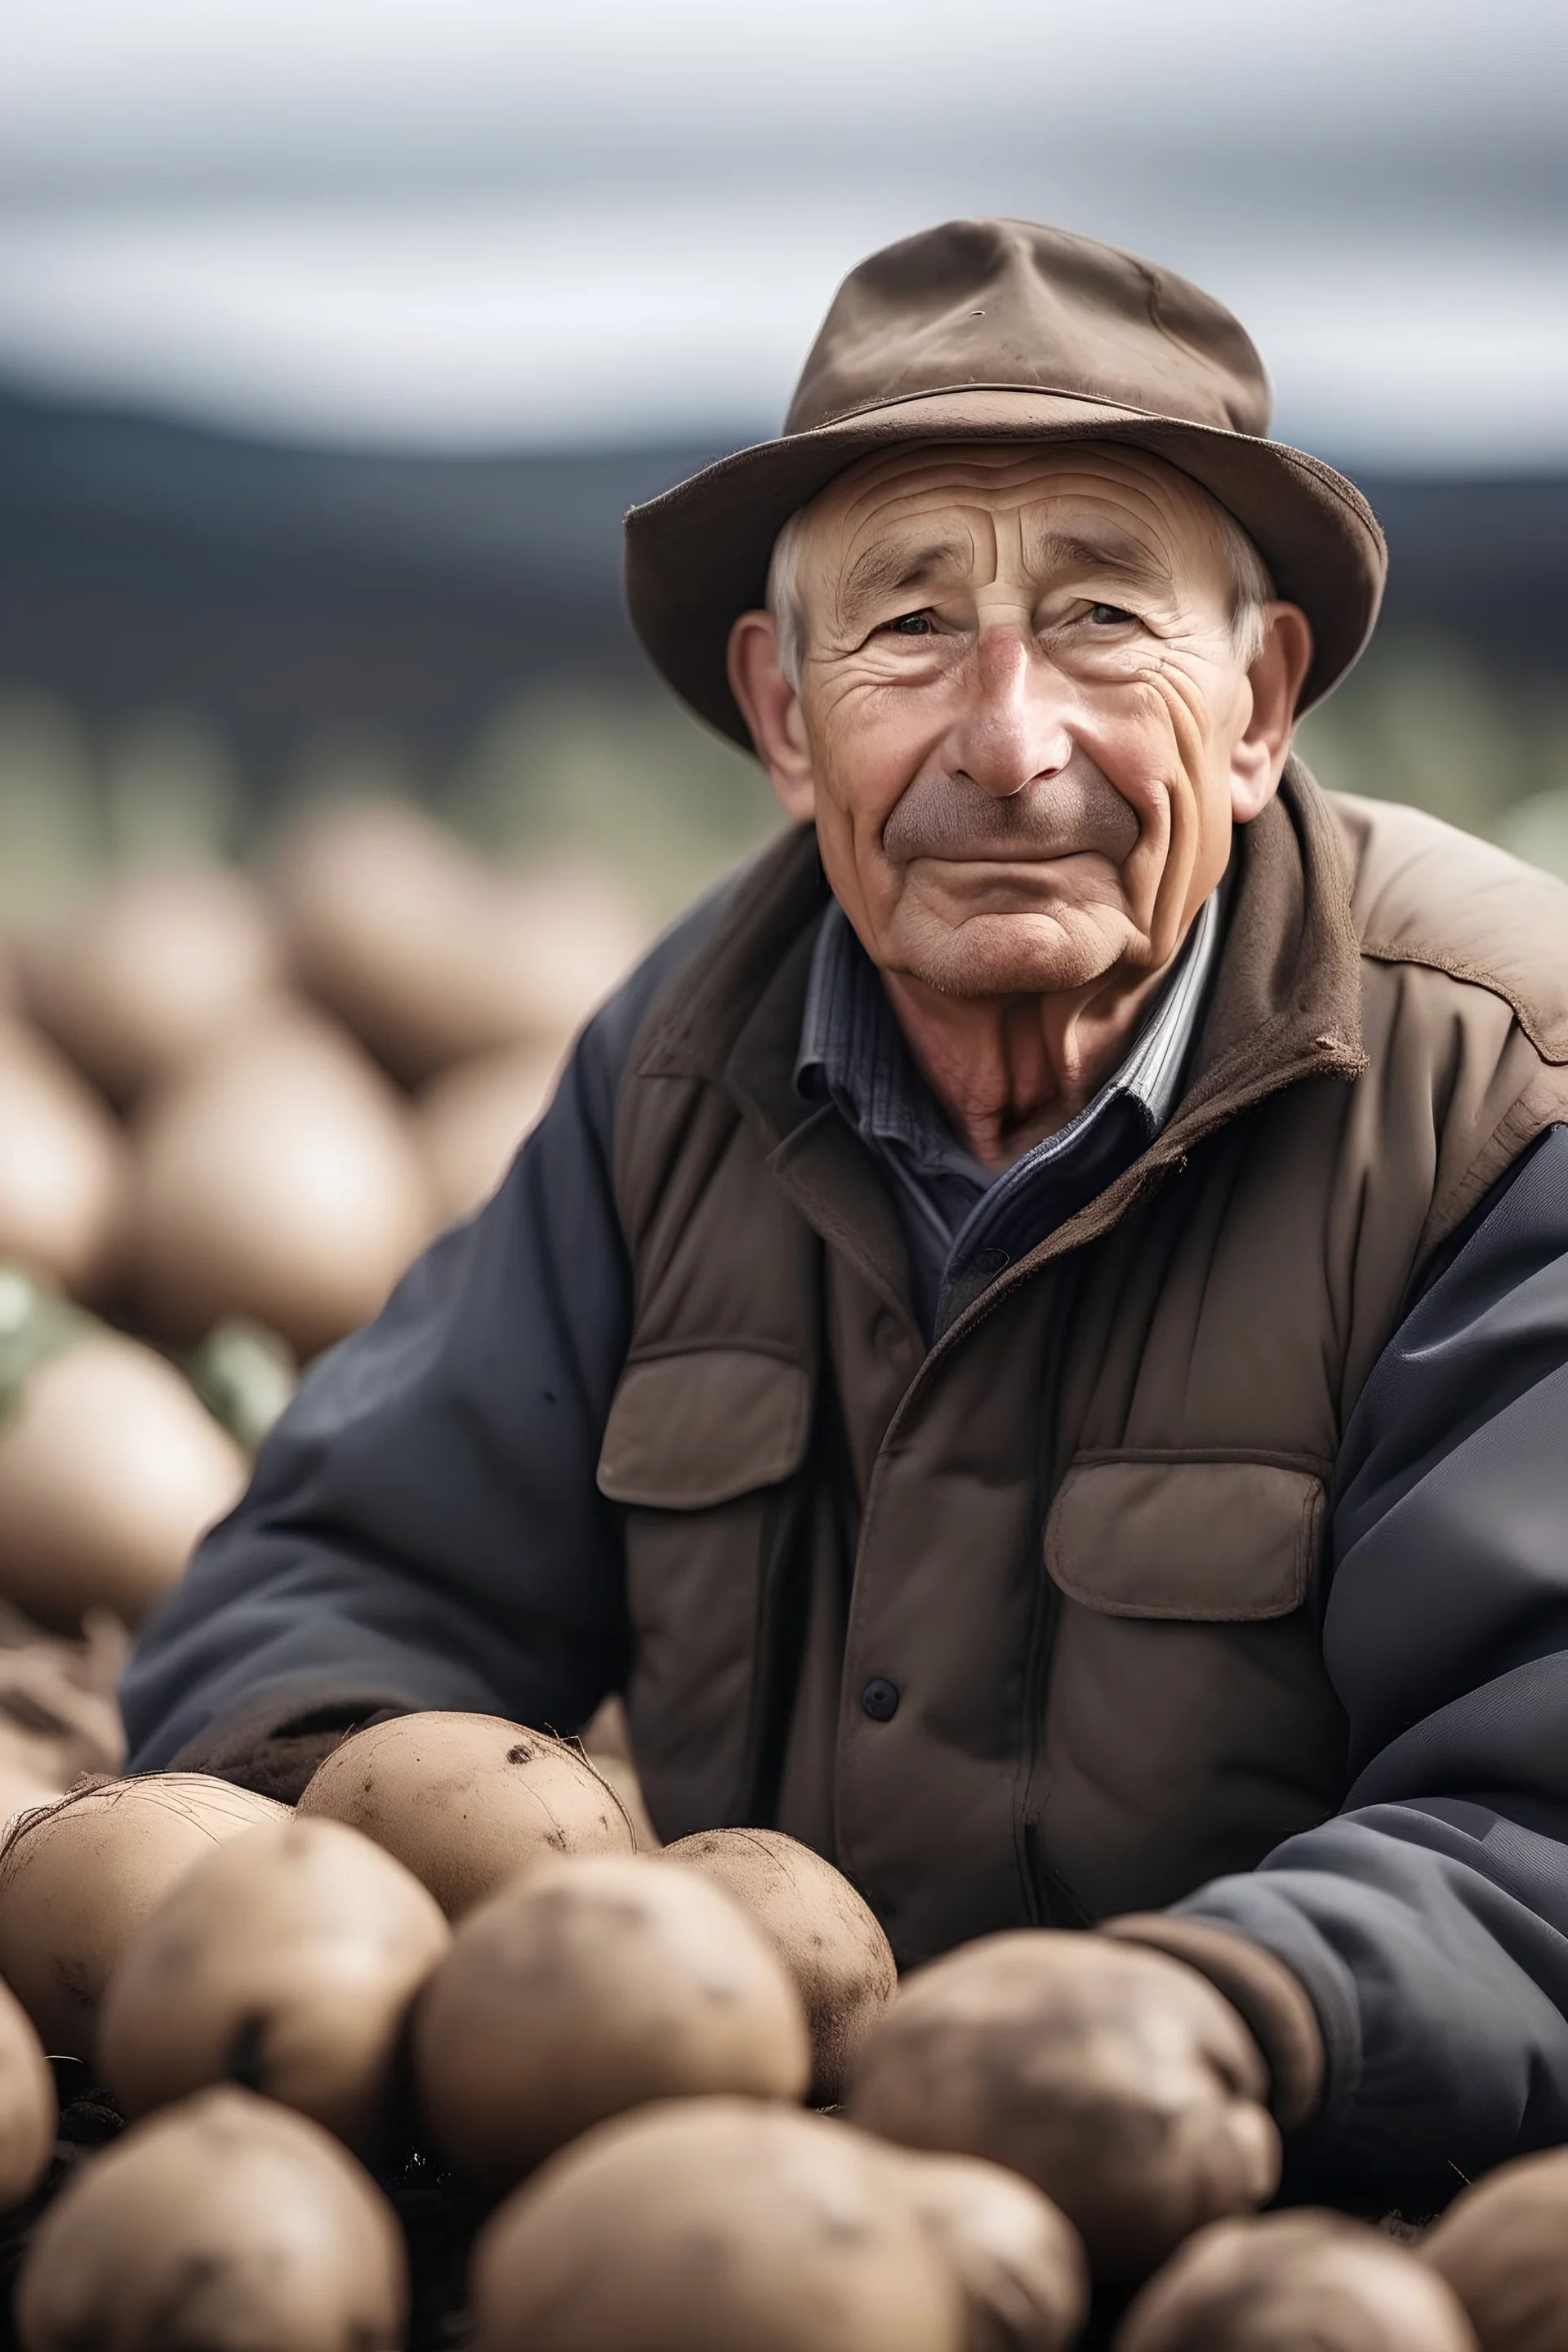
(0, 1705, 1552, 2350)
(0, 804, 644, 1807)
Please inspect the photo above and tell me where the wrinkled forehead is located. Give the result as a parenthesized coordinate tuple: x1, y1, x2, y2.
(795, 437, 1227, 584)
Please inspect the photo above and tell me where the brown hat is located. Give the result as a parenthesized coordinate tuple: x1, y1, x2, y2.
(624, 218, 1386, 743)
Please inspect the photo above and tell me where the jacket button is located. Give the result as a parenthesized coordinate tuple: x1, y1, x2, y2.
(861, 1677, 900, 1722)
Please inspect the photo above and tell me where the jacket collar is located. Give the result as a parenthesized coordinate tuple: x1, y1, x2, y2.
(634, 758, 1367, 1345)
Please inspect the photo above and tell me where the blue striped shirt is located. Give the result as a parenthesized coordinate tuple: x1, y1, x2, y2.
(795, 884, 1225, 1337)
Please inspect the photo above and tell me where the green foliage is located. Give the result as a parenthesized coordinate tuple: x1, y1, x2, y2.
(185, 1320, 298, 1454)
(1297, 632, 1568, 869)
(0, 1266, 96, 1428)
(101, 713, 243, 872)
(0, 692, 105, 928)
(443, 683, 782, 920)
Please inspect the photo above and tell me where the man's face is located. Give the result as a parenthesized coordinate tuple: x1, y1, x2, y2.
(734, 440, 1306, 1000)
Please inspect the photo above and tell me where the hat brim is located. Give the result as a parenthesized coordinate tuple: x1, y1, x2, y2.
(623, 385, 1387, 747)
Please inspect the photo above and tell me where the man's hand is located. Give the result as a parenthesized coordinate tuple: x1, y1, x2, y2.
(169, 1696, 408, 1804)
(849, 1930, 1281, 2280)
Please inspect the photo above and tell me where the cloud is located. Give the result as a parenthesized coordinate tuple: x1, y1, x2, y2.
(2, 0, 1562, 194)
(0, 0, 1561, 462)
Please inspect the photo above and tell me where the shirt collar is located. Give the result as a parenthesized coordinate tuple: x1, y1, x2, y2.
(795, 898, 991, 1187)
(795, 877, 1225, 1177)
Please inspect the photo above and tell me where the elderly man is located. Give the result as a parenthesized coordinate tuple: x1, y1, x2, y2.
(125, 220, 1568, 2218)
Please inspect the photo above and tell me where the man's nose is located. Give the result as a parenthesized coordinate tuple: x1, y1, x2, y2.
(949, 626, 1075, 800)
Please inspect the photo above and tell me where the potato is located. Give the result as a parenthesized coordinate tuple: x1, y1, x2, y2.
(893, 2148, 1089, 2352)
(97, 1815, 449, 2158)
(583, 1748, 661, 1852)
(16, 2085, 407, 2352)
(274, 798, 530, 1080)
(579, 1691, 660, 1851)
(0, 1976, 56, 2212)
(849, 1931, 1278, 2280)
(470, 2096, 966, 2352)
(662, 1826, 896, 2104)
(0, 1606, 127, 1813)
(296, 1711, 635, 1918)
(122, 1004, 436, 1359)
(0, 1752, 68, 1831)
(1423, 2144, 1568, 2350)
(497, 865, 648, 1049)
(0, 1022, 123, 1300)
(1114, 2211, 1478, 2350)
(274, 798, 644, 1081)
(412, 1854, 811, 2187)
(416, 1040, 563, 1222)
(0, 1323, 249, 1629)
(17, 866, 286, 1104)
(0, 1772, 288, 2056)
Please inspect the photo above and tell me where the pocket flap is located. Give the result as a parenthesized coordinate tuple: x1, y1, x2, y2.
(597, 1348, 812, 1510)
(1045, 1455, 1326, 1621)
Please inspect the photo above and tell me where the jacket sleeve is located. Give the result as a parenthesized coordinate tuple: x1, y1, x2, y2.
(1174, 1123, 1568, 2208)
(118, 888, 733, 1789)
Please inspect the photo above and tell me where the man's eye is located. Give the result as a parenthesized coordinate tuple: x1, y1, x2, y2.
(1087, 602, 1134, 626)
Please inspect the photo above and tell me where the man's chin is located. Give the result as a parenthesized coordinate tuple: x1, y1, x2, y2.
(891, 905, 1135, 1000)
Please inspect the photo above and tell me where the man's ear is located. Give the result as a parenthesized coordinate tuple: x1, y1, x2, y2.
(728, 612, 817, 822)
(1230, 603, 1315, 824)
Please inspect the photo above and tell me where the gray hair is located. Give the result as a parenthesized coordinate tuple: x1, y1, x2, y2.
(766, 488, 1275, 687)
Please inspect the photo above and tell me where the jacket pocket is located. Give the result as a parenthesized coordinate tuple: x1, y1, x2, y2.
(596, 1344, 812, 1509)
(597, 1345, 813, 1841)
(1045, 1453, 1328, 1622)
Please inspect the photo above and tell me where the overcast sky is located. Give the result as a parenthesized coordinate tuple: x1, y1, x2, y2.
(0, 0, 1563, 466)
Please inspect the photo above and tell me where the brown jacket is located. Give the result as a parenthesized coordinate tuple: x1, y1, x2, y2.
(601, 761, 1568, 1966)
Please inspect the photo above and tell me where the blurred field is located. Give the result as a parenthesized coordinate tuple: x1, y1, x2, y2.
(5, 625, 1567, 944)
(1297, 633, 1568, 873)
(0, 681, 781, 937)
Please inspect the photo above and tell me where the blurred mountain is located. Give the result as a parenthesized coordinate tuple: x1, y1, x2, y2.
(2, 380, 1565, 773)
(0, 382, 703, 766)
